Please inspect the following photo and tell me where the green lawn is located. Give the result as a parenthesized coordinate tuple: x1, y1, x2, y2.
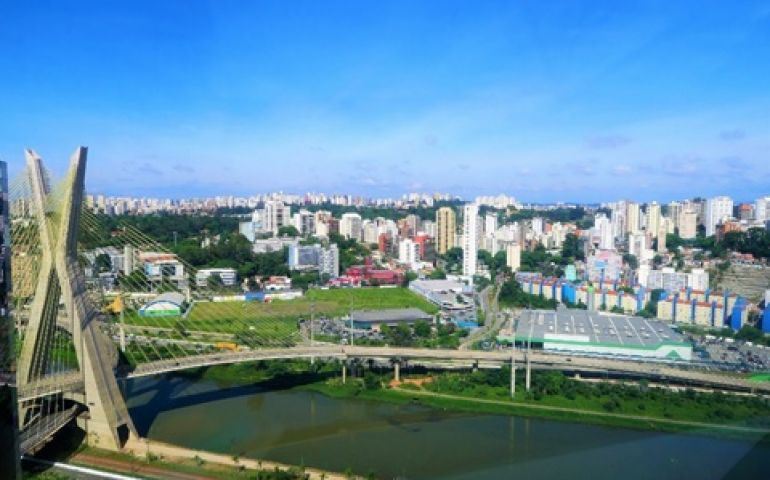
(120, 287, 436, 342)
(306, 287, 438, 315)
(749, 373, 770, 383)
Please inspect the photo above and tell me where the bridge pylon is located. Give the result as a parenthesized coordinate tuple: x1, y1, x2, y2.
(16, 148, 135, 450)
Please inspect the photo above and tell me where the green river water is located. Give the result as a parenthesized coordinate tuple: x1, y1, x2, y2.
(125, 375, 769, 479)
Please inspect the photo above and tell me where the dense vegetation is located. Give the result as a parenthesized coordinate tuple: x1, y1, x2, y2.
(498, 279, 557, 309)
(666, 228, 770, 261)
(506, 207, 591, 227)
(421, 369, 770, 427)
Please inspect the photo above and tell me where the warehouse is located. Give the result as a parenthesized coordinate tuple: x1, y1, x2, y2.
(498, 306, 692, 361)
(351, 308, 433, 332)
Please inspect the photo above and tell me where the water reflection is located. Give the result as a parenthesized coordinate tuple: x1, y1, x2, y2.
(126, 376, 769, 479)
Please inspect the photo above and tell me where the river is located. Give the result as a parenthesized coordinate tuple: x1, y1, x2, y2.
(125, 375, 768, 479)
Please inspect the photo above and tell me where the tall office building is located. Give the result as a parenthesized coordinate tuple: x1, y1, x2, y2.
(462, 203, 479, 276)
(626, 202, 640, 234)
(704, 196, 733, 237)
(435, 207, 456, 255)
(0, 161, 20, 478)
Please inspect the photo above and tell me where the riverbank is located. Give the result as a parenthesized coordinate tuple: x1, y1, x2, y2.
(301, 377, 770, 440)
(160, 358, 770, 440)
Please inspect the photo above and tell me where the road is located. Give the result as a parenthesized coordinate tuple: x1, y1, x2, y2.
(126, 344, 770, 393)
(460, 283, 506, 350)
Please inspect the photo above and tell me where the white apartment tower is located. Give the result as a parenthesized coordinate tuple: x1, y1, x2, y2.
(506, 243, 521, 272)
(704, 196, 733, 236)
(339, 212, 363, 241)
(594, 213, 614, 250)
(646, 202, 661, 239)
(264, 200, 291, 236)
(755, 196, 770, 223)
(626, 202, 641, 234)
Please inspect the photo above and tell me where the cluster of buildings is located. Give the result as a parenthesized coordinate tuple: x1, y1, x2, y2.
(516, 273, 750, 331)
(84, 191, 460, 216)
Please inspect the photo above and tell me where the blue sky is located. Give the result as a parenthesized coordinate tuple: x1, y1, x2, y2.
(1, 1, 769, 203)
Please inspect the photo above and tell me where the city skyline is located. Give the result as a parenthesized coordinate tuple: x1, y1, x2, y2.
(2, 2, 770, 202)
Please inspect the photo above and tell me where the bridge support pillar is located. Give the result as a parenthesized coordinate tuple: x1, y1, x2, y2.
(472, 361, 478, 373)
(510, 357, 516, 398)
(525, 354, 531, 392)
(119, 324, 126, 353)
(394, 361, 400, 383)
(342, 362, 347, 384)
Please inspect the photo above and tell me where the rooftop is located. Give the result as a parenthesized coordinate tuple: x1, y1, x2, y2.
(351, 308, 433, 323)
(514, 307, 687, 348)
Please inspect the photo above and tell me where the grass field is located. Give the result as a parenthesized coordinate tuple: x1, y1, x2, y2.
(749, 373, 770, 383)
(122, 287, 437, 340)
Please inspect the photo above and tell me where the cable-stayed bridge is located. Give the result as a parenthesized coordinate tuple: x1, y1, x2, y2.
(6, 148, 770, 458)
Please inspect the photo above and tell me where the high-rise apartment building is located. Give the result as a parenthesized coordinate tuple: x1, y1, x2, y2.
(646, 202, 661, 239)
(626, 202, 640, 234)
(484, 213, 498, 237)
(398, 238, 420, 270)
(264, 200, 291, 235)
(668, 201, 682, 230)
(339, 212, 363, 241)
(755, 196, 770, 223)
(594, 213, 614, 250)
(610, 201, 626, 239)
(292, 209, 315, 236)
(704, 196, 733, 237)
(506, 242, 521, 272)
(462, 203, 479, 277)
(678, 209, 697, 239)
(435, 207, 456, 255)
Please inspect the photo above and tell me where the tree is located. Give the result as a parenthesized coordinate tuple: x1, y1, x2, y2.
(413, 320, 431, 338)
(277, 225, 300, 237)
(206, 272, 225, 290)
(428, 268, 447, 280)
(561, 233, 584, 261)
(381, 323, 412, 346)
(94, 253, 112, 272)
(622, 253, 638, 270)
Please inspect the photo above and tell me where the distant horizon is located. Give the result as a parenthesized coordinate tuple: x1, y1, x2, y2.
(80, 186, 761, 208)
(2, 2, 769, 202)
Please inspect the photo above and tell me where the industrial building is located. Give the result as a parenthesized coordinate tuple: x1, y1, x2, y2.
(499, 307, 692, 361)
(409, 279, 473, 311)
(351, 308, 433, 331)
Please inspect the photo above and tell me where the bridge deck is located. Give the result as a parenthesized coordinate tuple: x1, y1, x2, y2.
(124, 345, 770, 393)
(19, 406, 79, 454)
